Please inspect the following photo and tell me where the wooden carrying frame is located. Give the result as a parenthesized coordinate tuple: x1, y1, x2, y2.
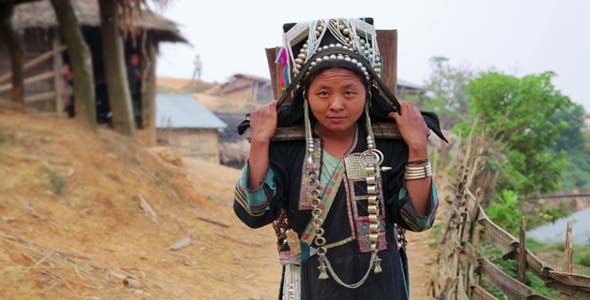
(261, 29, 402, 141)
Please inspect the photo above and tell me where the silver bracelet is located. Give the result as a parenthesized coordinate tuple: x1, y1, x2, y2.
(404, 162, 432, 180)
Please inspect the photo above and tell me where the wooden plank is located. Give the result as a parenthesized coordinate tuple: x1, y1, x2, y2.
(265, 47, 280, 101)
(546, 279, 590, 299)
(480, 215, 519, 252)
(548, 270, 590, 288)
(0, 45, 66, 84)
(246, 122, 403, 142)
(478, 257, 550, 300)
(25, 91, 56, 103)
(471, 284, 498, 300)
(0, 71, 55, 93)
(376, 29, 397, 94)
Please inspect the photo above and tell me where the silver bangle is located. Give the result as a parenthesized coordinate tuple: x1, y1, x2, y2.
(404, 162, 432, 180)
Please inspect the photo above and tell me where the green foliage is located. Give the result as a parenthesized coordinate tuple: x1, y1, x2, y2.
(487, 190, 522, 233)
(462, 71, 573, 198)
(579, 253, 590, 267)
(47, 169, 65, 195)
(423, 56, 475, 129)
(482, 242, 560, 299)
(552, 103, 590, 190)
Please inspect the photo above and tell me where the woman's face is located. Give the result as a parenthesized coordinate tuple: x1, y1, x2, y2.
(307, 68, 366, 136)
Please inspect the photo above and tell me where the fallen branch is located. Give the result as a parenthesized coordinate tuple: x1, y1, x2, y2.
(138, 194, 159, 223)
(216, 232, 263, 247)
(193, 210, 230, 228)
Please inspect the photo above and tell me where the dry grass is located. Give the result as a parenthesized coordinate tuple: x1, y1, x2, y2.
(0, 109, 279, 299)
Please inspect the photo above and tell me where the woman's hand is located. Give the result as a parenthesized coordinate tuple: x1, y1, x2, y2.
(250, 100, 278, 143)
(388, 102, 430, 155)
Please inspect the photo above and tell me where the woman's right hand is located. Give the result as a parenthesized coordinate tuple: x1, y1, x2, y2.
(250, 100, 278, 143)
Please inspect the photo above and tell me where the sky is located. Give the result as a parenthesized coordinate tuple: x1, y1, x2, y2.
(155, 0, 590, 112)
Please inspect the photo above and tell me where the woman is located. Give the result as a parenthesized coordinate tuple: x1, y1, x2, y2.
(234, 18, 441, 300)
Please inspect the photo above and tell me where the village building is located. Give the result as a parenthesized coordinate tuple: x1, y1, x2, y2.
(217, 73, 273, 104)
(0, 0, 186, 144)
(156, 93, 226, 163)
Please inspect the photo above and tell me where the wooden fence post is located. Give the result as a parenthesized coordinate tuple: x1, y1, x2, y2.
(518, 216, 527, 283)
(560, 221, 573, 300)
(53, 38, 64, 117)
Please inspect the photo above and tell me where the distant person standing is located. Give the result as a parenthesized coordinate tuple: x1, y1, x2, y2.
(192, 54, 202, 81)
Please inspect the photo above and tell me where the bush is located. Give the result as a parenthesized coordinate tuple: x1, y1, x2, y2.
(486, 190, 522, 234)
(579, 253, 590, 267)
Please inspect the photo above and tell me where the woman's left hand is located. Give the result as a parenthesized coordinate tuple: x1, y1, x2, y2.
(388, 102, 430, 152)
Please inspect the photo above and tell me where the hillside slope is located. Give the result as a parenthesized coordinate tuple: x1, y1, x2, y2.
(0, 108, 279, 299)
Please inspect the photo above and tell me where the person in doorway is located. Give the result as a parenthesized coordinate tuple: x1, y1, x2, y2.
(233, 18, 446, 299)
(127, 53, 143, 128)
(61, 63, 74, 117)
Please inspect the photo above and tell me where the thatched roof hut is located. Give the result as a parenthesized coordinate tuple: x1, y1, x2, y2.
(11, 0, 186, 43)
(0, 0, 187, 145)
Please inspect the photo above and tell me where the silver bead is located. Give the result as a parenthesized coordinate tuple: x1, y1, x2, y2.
(360, 39, 366, 45)
(329, 43, 335, 48)
(338, 24, 345, 31)
(343, 28, 350, 36)
(316, 31, 320, 37)
(364, 50, 370, 56)
(337, 54, 344, 60)
(344, 57, 351, 62)
(356, 62, 363, 68)
(329, 54, 336, 59)
(374, 67, 381, 73)
(322, 45, 328, 50)
(302, 43, 308, 49)
(311, 62, 317, 67)
(295, 63, 302, 69)
(351, 59, 358, 64)
(295, 58, 303, 64)
(345, 37, 351, 42)
(336, 43, 343, 48)
(316, 57, 323, 63)
(323, 56, 329, 60)
(317, 25, 323, 32)
(361, 66, 366, 72)
(298, 53, 306, 59)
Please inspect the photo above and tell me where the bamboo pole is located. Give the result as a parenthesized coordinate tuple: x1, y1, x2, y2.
(560, 221, 573, 300)
(517, 216, 527, 283)
(53, 38, 64, 117)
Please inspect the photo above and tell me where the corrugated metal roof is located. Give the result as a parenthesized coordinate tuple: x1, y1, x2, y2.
(156, 94, 226, 129)
(397, 78, 423, 90)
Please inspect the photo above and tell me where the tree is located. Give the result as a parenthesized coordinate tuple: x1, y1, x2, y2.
(423, 57, 474, 129)
(99, 0, 136, 136)
(50, 0, 96, 129)
(464, 71, 573, 198)
(551, 103, 590, 190)
(0, 3, 24, 104)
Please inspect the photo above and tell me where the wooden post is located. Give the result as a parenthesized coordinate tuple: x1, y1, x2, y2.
(141, 40, 157, 146)
(50, 0, 96, 129)
(560, 221, 573, 300)
(99, 0, 136, 136)
(376, 29, 397, 94)
(53, 37, 64, 117)
(265, 47, 280, 100)
(0, 3, 25, 105)
(517, 216, 527, 283)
